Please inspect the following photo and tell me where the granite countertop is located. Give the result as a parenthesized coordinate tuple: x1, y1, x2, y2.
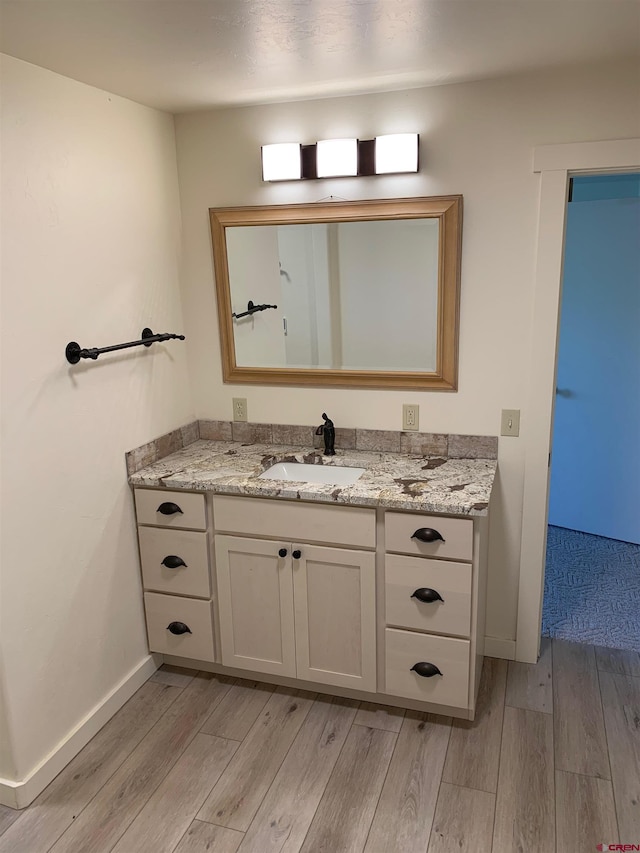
(128, 439, 496, 516)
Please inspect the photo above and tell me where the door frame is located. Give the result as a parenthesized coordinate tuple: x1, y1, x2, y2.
(515, 138, 640, 663)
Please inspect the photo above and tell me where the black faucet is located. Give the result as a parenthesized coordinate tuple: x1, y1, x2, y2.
(315, 413, 336, 456)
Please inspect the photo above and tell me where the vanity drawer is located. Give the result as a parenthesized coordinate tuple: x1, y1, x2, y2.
(144, 592, 215, 662)
(138, 527, 211, 598)
(385, 511, 472, 561)
(385, 554, 472, 637)
(385, 628, 470, 708)
(135, 489, 207, 531)
(213, 495, 375, 549)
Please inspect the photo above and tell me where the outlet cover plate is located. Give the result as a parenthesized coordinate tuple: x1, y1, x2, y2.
(501, 408, 520, 437)
(233, 397, 248, 422)
(402, 404, 419, 431)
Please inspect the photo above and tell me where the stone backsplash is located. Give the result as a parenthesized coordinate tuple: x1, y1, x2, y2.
(126, 419, 499, 476)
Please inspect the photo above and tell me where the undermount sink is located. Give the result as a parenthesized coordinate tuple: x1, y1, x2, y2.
(259, 461, 365, 486)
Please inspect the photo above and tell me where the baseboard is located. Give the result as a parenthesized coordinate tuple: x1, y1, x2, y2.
(484, 636, 517, 660)
(0, 653, 161, 810)
(0, 783, 19, 810)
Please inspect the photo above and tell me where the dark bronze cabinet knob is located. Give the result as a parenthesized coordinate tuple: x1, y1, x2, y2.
(292, 549, 302, 560)
(279, 548, 288, 558)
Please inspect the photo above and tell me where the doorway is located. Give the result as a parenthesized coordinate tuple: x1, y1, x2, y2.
(542, 173, 640, 650)
(516, 138, 640, 664)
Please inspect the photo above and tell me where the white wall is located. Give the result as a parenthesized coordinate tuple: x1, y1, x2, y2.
(175, 58, 640, 648)
(0, 55, 194, 795)
(338, 219, 438, 370)
(278, 225, 328, 368)
(227, 226, 285, 367)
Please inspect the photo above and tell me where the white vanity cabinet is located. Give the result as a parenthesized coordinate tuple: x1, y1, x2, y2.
(213, 496, 377, 692)
(133, 486, 488, 719)
(134, 488, 216, 662)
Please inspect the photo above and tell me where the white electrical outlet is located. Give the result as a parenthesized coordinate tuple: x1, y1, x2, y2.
(501, 409, 520, 437)
(233, 397, 248, 422)
(402, 404, 419, 431)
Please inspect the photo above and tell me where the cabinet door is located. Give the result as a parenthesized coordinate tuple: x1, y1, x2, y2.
(293, 544, 376, 692)
(215, 535, 296, 677)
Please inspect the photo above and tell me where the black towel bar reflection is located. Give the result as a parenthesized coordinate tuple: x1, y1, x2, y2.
(232, 300, 277, 320)
(65, 328, 185, 364)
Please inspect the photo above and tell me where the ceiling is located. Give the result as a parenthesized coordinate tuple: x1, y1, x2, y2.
(1, 0, 639, 113)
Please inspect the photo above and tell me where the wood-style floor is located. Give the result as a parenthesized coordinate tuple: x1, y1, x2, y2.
(1, 638, 638, 853)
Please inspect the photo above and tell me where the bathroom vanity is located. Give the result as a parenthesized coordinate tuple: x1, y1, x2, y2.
(129, 429, 496, 720)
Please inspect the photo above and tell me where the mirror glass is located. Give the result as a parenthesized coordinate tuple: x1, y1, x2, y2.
(228, 219, 439, 372)
(210, 197, 462, 390)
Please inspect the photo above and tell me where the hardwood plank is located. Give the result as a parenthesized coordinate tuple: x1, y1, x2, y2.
(0, 805, 20, 838)
(556, 770, 618, 853)
(197, 687, 316, 832)
(427, 783, 494, 853)
(239, 695, 358, 853)
(364, 711, 452, 853)
(49, 672, 232, 853)
(553, 640, 610, 778)
(201, 679, 275, 741)
(150, 664, 197, 688)
(506, 635, 553, 713)
(599, 670, 640, 839)
(300, 724, 397, 853)
(112, 733, 239, 853)
(493, 706, 555, 853)
(174, 820, 244, 853)
(354, 701, 405, 732)
(595, 646, 640, 678)
(0, 680, 181, 853)
(442, 657, 507, 793)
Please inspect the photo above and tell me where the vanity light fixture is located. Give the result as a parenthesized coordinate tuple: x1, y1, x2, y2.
(375, 133, 419, 174)
(261, 142, 302, 181)
(316, 138, 358, 178)
(260, 134, 419, 181)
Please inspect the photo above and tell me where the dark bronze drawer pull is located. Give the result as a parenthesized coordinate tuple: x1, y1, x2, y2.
(161, 555, 187, 569)
(157, 502, 183, 516)
(411, 662, 442, 678)
(411, 587, 444, 603)
(167, 621, 191, 635)
(411, 527, 445, 543)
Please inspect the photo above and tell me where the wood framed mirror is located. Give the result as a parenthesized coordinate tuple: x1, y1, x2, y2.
(209, 195, 462, 389)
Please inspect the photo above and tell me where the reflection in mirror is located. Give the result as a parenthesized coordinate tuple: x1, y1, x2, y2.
(228, 219, 439, 372)
(210, 196, 462, 390)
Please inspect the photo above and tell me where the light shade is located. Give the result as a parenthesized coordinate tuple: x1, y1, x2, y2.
(261, 143, 302, 181)
(375, 133, 419, 174)
(316, 138, 358, 178)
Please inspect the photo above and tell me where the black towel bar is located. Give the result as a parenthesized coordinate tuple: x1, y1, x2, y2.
(232, 300, 277, 319)
(65, 328, 185, 364)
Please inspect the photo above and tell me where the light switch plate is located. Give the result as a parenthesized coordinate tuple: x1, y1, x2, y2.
(402, 404, 419, 431)
(233, 397, 248, 422)
(501, 409, 520, 437)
